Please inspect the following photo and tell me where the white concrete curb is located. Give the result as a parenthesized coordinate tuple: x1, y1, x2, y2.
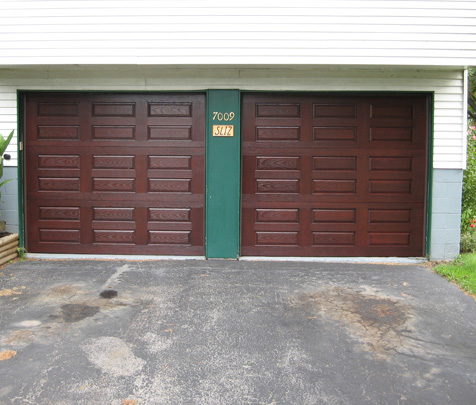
(26, 253, 428, 265)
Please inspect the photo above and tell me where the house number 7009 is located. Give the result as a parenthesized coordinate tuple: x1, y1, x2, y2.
(213, 112, 235, 121)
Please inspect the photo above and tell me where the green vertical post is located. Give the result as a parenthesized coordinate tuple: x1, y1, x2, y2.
(426, 93, 434, 257)
(206, 90, 241, 258)
(17, 91, 24, 249)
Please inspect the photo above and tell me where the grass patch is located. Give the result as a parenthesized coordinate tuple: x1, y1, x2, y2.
(434, 253, 476, 297)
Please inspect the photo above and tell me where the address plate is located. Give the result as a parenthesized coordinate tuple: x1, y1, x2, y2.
(212, 125, 234, 137)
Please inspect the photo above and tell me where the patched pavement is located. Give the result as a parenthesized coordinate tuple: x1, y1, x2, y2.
(1, 259, 476, 404)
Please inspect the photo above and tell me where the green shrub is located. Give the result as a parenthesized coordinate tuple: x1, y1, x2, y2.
(460, 230, 476, 253)
(462, 124, 476, 230)
(460, 69, 476, 251)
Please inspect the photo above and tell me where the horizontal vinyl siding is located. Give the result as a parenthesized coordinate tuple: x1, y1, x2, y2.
(0, 66, 465, 169)
(0, 86, 18, 166)
(0, 1, 475, 66)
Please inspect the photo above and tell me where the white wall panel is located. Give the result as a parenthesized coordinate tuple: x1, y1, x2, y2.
(0, 1, 474, 66)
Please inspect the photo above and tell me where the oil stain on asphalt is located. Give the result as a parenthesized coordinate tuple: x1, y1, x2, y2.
(292, 286, 414, 358)
(60, 304, 100, 323)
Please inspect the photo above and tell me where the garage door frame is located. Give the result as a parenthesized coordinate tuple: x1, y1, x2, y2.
(16, 90, 433, 258)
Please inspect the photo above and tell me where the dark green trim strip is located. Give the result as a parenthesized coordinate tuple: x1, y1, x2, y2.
(16, 91, 24, 249)
(426, 93, 435, 257)
(205, 90, 241, 258)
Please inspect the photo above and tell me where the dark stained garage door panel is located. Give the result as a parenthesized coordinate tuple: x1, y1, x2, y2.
(241, 93, 428, 257)
(25, 93, 205, 255)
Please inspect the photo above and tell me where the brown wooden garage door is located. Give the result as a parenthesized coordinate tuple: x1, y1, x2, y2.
(25, 93, 205, 255)
(242, 93, 428, 257)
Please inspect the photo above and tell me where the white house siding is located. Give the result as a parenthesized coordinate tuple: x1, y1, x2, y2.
(0, 66, 466, 170)
(0, 1, 475, 66)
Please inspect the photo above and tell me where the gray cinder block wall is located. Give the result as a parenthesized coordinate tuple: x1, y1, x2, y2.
(0, 167, 19, 234)
(429, 169, 463, 260)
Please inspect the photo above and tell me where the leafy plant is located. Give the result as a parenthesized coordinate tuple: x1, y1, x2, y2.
(0, 130, 14, 191)
(16, 247, 27, 261)
(469, 67, 475, 121)
(462, 125, 476, 231)
(0, 130, 14, 232)
(461, 69, 475, 252)
(460, 223, 476, 253)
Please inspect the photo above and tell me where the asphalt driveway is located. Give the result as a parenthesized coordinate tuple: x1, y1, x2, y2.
(1, 259, 476, 404)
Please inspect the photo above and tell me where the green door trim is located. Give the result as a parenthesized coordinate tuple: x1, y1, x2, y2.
(426, 93, 435, 257)
(205, 90, 241, 259)
(16, 91, 25, 249)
